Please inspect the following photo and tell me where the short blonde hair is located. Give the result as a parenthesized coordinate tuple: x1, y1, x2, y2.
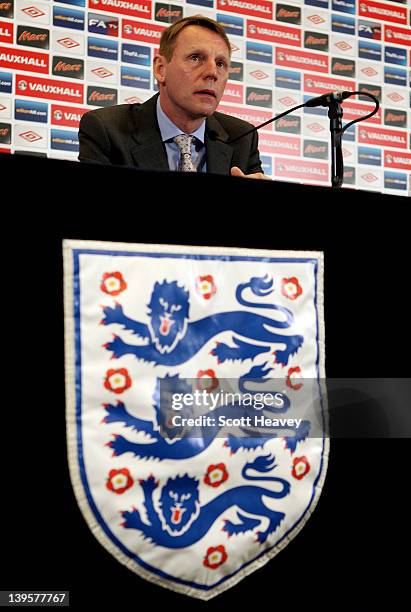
(159, 15, 232, 61)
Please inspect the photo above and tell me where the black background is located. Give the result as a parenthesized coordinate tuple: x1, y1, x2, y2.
(2, 154, 409, 609)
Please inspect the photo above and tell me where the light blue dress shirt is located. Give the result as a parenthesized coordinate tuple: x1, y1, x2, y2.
(156, 98, 207, 172)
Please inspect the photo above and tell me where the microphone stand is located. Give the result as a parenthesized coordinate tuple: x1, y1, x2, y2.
(328, 96, 344, 188)
(227, 90, 379, 189)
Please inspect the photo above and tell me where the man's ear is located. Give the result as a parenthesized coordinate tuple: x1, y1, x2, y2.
(153, 55, 167, 85)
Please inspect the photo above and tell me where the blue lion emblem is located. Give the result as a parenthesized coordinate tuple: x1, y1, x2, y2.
(102, 275, 304, 367)
(121, 454, 290, 547)
(104, 365, 310, 459)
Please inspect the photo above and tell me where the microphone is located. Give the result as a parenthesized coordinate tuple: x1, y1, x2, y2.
(304, 90, 352, 108)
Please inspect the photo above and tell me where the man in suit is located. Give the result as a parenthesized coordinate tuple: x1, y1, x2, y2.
(79, 15, 269, 179)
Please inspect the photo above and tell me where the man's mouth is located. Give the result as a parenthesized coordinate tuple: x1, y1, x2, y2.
(195, 90, 216, 98)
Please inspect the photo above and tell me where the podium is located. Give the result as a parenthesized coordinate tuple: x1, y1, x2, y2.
(1, 151, 409, 608)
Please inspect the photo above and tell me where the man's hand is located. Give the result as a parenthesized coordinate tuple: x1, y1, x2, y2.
(230, 166, 272, 180)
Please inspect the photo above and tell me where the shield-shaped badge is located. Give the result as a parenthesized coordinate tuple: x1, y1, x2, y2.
(64, 240, 327, 599)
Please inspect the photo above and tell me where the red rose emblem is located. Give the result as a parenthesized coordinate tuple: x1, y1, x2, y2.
(104, 368, 132, 394)
(281, 277, 302, 300)
(286, 366, 303, 390)
(203, 545, 228, 569)
(106, 468, 134, 494)
(204, 463, 229, 488)
(195, 275, 217, 300)
(101, 272, 127, 296)
(196, 369, 219, 392)
(291, 456, 310, 480)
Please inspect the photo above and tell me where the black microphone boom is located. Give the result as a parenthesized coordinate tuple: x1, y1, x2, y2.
(226, 90, 379, 189)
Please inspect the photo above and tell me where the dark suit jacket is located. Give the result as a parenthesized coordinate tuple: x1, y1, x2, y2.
(78, 94, 263, 175)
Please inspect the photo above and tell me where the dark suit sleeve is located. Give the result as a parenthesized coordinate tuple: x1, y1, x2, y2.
(246, 129, 263, 175)
(78, 110, 112, 164)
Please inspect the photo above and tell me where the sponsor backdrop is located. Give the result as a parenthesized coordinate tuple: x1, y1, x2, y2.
(0, 0, 410, 194)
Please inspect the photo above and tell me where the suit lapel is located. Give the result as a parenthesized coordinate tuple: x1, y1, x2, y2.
(205, 114, 234, 175)
(129, 95, 169, 171)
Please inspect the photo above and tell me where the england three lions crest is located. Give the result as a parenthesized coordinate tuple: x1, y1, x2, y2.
(64, 240, 327, 600)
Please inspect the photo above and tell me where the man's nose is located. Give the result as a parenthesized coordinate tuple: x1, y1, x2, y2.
(203, 58, 218, 79)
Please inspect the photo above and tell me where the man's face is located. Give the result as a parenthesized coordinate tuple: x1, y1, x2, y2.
(154, 25, 230, 125)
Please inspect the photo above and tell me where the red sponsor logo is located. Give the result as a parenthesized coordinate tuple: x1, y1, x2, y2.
(358, 126, 407, 149)
(247, 19, 301, 47)
(275, 157, 328, 182)
(0, 147, 11, 154)
(217, 0, 273, 20)
(342, 101, 381, 125)
(122, 19, 164, 43)
(384, 25, 411, 47)
(221, 83, 243, 104)
(21, 6, 45, 19)
(88, 0, 151, 19)
(384, 150, 411, 171)
(359, 0, 407, 26)
(218, 103, 273, 130)
(0, 20, 13, 44)
(303, 74, 356, 95)
(51, 104, 88, 127)
(276, 47, 328, 73)
(0, 45, 49, 73)
(16, 74, 84, 103)
(258, 132, 300, 156)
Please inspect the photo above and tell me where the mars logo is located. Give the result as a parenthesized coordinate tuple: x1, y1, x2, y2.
(17, 26, 49, 49)
(276, 4, 301, 24)
(0, 2, 13, 19)
(359, 84, 381, 100)
(0, 122, 11, 143)
(53, 56, 84, 79)
(384, 109, 406, 128)
(155, 3, 183, 23)
(87, 85, 117, 106)
(331, 58, 355, 78)
(246, 87, 272, 107)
